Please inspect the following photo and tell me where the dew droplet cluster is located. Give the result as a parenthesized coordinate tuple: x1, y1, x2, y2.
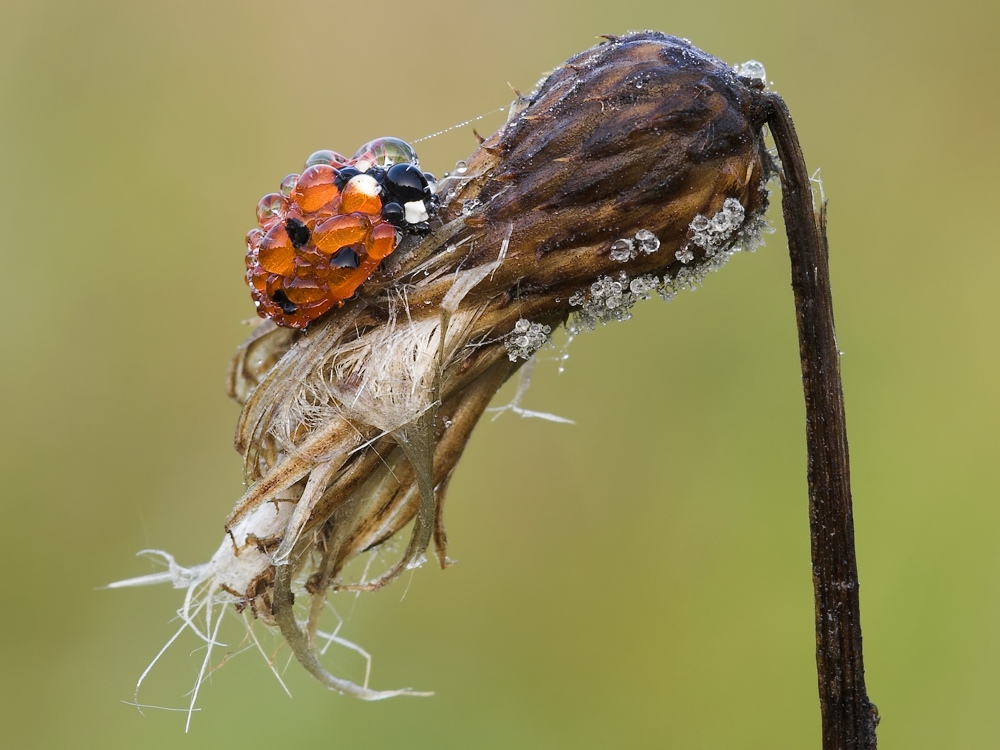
(504, 319, 553, 361)
(568, 272, 640, 332)
(245, 137, 437, 329)
(610, 228, 661, 262)
(569, 194, 770, 324)
(675, 247, 695, 264)
(635, 229, 661, 254)
(609, 238, 635, 262)
(658, 198, 771, 301)
(688, 197, 747, 257)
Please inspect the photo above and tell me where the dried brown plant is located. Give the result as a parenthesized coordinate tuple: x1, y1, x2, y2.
(112, 31, 874, 747)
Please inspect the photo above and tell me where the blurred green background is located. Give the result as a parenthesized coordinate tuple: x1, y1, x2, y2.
(2, 0, 997, 747)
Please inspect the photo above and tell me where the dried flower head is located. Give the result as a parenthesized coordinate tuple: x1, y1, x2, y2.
(113, 31, 781, 714)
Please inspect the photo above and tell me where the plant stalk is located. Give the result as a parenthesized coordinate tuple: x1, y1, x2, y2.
(764, 92, 879, 749)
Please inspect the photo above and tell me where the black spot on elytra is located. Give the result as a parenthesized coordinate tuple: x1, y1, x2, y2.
(284, 217, 310, 248)
(330, 247, 360, 268)
(271, 289, 298, 315)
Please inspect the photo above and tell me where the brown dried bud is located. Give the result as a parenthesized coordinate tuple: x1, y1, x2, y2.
(441, 31, 770, 294)
(117, 31, 776, 702)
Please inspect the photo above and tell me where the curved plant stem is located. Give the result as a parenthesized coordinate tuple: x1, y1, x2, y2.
(764, 92, 879, 749)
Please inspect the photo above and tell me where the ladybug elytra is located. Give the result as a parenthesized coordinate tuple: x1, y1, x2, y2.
(245, 137, 436, 328)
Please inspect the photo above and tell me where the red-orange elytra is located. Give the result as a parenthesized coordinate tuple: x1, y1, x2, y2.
(245, 138, 435, 329)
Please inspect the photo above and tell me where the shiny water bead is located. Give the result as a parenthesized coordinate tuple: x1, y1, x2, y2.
(305, 149, 347, 168)
(292, 245, 328, 276)
(267, 290, 299, 320)
(353, 137, 419, 170)
(313, 213, 370, 255)
(327, 258, 382, 301)
(609, 238, 635, 262)
(262, 283, 340, 328)
(279, 173, 299, 197)
(634, 229, 660, 254)
(734, 60, 766, 82)
(333, 166, 361, 191)
(257, 223, 297, 276)
(340, 174, 382, 215)
(245, 228, 264, 251)
(270, 289, 296, 314)
(256, 192, 287, 228)
(253, 267, 340, 328)
(283, 277, 329, 304)
(247, 265, 268, 293)
(366, 221, 398, 261)
(292, 165, 339, 213)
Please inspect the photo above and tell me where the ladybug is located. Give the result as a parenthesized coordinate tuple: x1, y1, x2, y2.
(244, 137, 437, 329)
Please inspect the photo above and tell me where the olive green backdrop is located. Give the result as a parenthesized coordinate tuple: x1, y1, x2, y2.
(2, 0, 997, 747)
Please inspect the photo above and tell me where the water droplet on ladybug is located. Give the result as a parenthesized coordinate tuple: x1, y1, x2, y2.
(340, 174, 382, 215)
(353, 137, 419, 169)
(279, 174, 299, 197)
(313, 213, 370, 256)
(245, 228, 264, 251)
(293, 165, 339, 213)
(305, 149, 345, 168)
(258, 224, 296, 276)
(256, 193, 287, 228)
(366, 221, 398, 261)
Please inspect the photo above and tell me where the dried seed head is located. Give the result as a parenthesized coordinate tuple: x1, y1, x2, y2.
(116, 31, 776, 708)
(438, 31, 770, 297)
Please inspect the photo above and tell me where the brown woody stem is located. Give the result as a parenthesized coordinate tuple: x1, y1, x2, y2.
(763, 92, 879, 749)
